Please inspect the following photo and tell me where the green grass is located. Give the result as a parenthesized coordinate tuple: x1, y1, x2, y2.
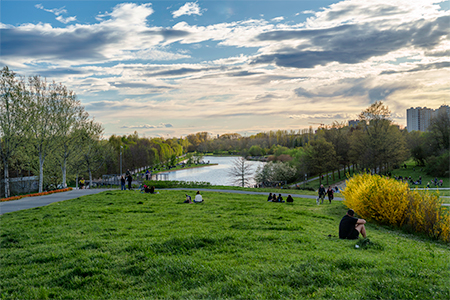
(1, 190, 449, 299)
(390, 159, 449, 188)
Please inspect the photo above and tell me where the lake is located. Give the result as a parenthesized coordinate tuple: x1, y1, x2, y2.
(162, 156, 265, 187)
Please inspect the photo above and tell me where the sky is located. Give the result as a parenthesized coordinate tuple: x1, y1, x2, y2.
(1, 0, 449, 138)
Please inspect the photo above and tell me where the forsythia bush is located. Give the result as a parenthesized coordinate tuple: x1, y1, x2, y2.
(342, 173, 409, 227)
(404, 190, 450, 242)
(343, 173, 449, 242)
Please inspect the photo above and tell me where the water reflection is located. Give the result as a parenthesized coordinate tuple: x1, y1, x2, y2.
(164, 156, 264, 186)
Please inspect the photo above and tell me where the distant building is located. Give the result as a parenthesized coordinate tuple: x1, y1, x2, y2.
(406, 105, 450, 132)
(348, 120, 361, 127)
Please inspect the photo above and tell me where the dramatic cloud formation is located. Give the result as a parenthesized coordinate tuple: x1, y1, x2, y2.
(1, 0, 449, 137)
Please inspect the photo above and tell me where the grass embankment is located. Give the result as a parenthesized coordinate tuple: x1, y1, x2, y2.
(1, 190, 449, 299)
(390, 159, 449, 189)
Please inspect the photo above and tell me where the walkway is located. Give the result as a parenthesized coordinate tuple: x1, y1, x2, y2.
(0, 189, 113, 215)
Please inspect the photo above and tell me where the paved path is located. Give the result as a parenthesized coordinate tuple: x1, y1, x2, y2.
(0, 189, 114, 215)
(2, 188, 448, 215)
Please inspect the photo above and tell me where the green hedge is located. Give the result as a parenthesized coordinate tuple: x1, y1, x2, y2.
(143, 180, 211, 188)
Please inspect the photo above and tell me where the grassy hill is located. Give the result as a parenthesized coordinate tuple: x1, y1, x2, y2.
(1, 190, 449, 299)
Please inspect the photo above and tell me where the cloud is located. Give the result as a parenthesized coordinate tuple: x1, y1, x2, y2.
(271, 17, 285, 22)
(121, 123, 173, 129)
(380, 62, 450, 75)
(294, 77, 411, 102)
(35, 3, 76, 24)
(252, 16, 450, 68)
(35, 4, 67, 16)
(56, 16, 77, 24)
(172, 2, 205, 18)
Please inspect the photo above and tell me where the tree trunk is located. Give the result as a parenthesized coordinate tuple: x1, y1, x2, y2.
(3, 160, 9, 198)
(89, 168, 93, 189)
(62, 156, 67, 188)
(39, 150, 44, 193)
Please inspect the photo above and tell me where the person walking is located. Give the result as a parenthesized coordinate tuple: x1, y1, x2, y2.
(318, 184, 326, 204)
(120, 175, 126, 190)
(127, 173, 133, 190)
(327, 186, 334, 204)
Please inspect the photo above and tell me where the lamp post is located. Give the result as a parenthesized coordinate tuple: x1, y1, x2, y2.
(120, 145, 123, 176)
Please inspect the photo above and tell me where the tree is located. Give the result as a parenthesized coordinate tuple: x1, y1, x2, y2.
(79, 120, 105, 186)
(229, 156, 253, 187)
(52, 83, 88, 188)
(305, 139, 337, 185)
(0, 67, 31, 197)
(350, 101, 407, 174)
(27, 76, 64, 192)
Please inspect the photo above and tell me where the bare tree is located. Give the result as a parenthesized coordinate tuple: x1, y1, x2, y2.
(229, 156, 253, 187)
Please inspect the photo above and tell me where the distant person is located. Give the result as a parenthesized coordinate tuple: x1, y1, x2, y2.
(267, 193, 273, 202)
(286, 195, 294, 203)
(120, 175, 126, 190)
(339, 209, 367, 239)
(127, 174, 133, 190)
(327, 186, 334, 204)
(272, 194, 277, 202)
(334, 186, 339, 193)
(184, 194, 192, 204)
(79, 178, 85, 189)
(318, 184, 326, 205)
(145, 170, 150, 180)
(194, 191, 203, 203)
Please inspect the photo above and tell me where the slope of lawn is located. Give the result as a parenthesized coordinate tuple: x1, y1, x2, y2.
(1, 190, 449, 299)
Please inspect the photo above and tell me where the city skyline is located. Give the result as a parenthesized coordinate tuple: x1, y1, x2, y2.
(2, 0, 450, 138)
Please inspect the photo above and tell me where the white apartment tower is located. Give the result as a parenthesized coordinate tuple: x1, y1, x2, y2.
(407, 105, 450, 132)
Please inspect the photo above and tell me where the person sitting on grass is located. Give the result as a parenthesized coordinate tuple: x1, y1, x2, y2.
(272, 194, 277, 202)
(184, 194, 192, 204)
(286, 195, 294, 203)
(277, 194, 284, 202)
(267, 193, 273, 202)
(339, 209, 367, 239)
(194, 191, 204, 203)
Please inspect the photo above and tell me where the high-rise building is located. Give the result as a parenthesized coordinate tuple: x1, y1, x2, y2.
(406, 105, 449, 132)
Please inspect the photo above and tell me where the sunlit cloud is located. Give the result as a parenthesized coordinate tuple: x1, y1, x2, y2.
(172, 2, 205, 18)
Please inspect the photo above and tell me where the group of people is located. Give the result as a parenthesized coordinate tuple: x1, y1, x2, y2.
(267, 193, 294, 203)
(184, 191, 204, 204)
(317, 184, 336, 204)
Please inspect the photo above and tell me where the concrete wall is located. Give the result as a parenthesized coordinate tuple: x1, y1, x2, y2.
(0, 176, 39, 198)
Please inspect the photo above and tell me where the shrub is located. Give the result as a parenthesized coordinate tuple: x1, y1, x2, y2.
(404, 190, 450, 241)
(342, 173, 449, 242)
(342, 173, 409, 227)
(143, 180, 211, 189)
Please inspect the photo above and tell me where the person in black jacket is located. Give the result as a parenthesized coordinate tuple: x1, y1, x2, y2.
(339, 209, 367, 239)
(127, 174, 132, 190)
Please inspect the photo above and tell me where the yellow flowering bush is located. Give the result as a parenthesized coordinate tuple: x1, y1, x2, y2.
(342, 173, 409, 226)
(405, 190, 450, 242)
(342, 173, 449, 242)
